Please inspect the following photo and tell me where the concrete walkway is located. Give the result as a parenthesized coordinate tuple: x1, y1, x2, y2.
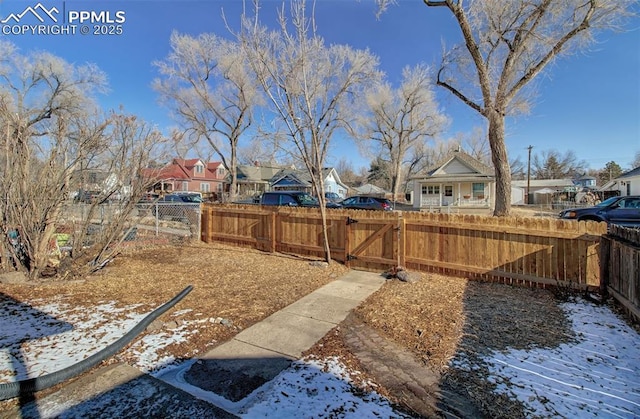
(160, 270, 387, 404)
(4, 270, 386, 418)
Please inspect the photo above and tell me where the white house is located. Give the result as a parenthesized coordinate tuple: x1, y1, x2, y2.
(599, 166, 640, 197)
(411, 149, 495, 209)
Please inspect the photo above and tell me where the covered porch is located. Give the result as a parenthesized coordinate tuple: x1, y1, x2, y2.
(414, 178, 495, 210)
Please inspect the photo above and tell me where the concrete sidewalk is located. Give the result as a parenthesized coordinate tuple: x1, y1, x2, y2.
(163, 270, 387, 403)
(4, 270, 386, 418)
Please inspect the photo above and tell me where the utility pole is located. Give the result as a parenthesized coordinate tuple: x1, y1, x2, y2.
(526, 145, 533, 205)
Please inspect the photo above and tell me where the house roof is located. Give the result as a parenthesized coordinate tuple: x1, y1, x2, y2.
(413, 149, 494, 180)
(512, 179, 576, 189)
(598, 180, 620, 191)
(142, 158, 226, 182)
(269, 167, 347, 189)
(353, 184, 388, 195)
(271, 169, 311, 187)
(142, 164, 190, 181)
(619, 166, 640, 179)
(237, 166, 289, 183)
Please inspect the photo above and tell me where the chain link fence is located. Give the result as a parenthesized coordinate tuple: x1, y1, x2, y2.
(58, 202, 201, 247)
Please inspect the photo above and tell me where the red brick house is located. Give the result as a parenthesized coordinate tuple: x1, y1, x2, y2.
(143, 158, 227, 196)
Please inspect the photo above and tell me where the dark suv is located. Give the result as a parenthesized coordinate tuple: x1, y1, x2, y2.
(260, 191, 318, 207)
(559, 195, 640, 226)
(260, 191, 340, 208)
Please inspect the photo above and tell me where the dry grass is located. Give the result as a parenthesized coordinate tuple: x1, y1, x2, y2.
(0, 242, 349, 363)
(0, 241, 578, 417)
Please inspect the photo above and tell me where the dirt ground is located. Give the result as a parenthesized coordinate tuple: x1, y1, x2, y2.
(0, 240, 597, 417)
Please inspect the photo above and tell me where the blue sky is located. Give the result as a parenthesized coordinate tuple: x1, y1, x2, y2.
(1, 0, 639, 171)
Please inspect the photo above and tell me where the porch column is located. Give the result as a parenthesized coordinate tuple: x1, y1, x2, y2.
(439, 183, 443, 206)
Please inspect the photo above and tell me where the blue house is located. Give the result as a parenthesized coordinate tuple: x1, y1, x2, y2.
(269, 167, 348, 199)
(574, 174, 597, 189)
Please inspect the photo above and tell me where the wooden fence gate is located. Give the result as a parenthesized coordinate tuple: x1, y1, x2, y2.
(344, 214, 404, 272)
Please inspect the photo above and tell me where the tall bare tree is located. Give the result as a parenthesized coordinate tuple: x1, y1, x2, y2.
(349, 64, 447, 200)
(0, 41, 166, 279)
(532, 149, 587, 179)
(238, 0, 381, 261)
(377, 0, 634, 215)
(154, 31, 262, 201)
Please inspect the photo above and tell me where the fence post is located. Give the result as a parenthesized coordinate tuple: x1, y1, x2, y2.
(397, 213, 405, 268)
(269, 211, 276, 253)
(344, 216, 351, 268)
(599, 235, 611, 296)
(154, 202, 159, 236)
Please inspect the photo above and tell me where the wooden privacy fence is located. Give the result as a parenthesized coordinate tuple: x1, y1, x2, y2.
(201, 204, 608, 288)
(600, 225, 640, 321)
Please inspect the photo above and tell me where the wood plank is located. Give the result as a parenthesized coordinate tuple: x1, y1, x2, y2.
(350, 223, 393, 257)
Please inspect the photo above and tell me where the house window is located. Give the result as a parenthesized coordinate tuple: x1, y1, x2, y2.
(421, 185, 440, 195)
(472, 183, 484, 198)
(444, 186, 453, 197)
(217, 183, 223, 192)
(200, 183, 210, 192)
(217, 167, 225, 176)
(181, 181, 189, 191)
(195, 164, 204, 174)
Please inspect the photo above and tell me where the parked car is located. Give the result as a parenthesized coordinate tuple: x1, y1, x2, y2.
(260, 191, 341, 208)
(152, 193, 203, 224)
(558, 195, 640, 226)
(160, 193, 203, 203)
(137, 192, 160, 204)
(324, 192, 342, 204)
(340, 195, 393, 211)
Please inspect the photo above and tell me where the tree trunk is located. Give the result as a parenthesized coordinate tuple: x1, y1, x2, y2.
(229, 145, 238, 202)
(487, 110, 511, 216)
(314, 173, 332, 263)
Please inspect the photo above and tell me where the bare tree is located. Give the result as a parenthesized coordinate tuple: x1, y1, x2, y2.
(335, 157, 363, 187)
(69, 113, 168, 276)
(154, 31, 262, 201)
(349, 64, 447, 200)
(238, 0, 381, 261)
(0, 42, 106, 278)
(632, 151, 640, 170)
(510, 155, 527, 180)
(0, 42, 166, 279)
(531, 149, 587, 179)
(458, 126, 491, 166)
(377, 0, 634, 215)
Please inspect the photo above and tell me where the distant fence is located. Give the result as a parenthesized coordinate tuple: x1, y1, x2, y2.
(201, 204, 608, 289)
(601, 225, 640, 322)
(59, 202, 200, 243)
